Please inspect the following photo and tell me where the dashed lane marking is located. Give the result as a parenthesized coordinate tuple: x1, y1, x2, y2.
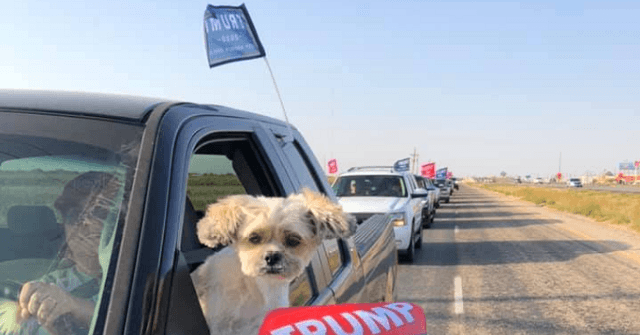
(454, 276, 464, 314)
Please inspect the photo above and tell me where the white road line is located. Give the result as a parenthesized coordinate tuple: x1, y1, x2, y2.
(454, 225, 459, 235)
(454, 276, 464, 314)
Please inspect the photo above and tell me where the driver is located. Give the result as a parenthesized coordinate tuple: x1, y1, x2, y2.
(0, 171, 120, 335)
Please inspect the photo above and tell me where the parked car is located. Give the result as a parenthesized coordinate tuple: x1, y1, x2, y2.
(451, 177, 460, 190)
(447, 179, 455, 194)
(424, 177, 442, 208)
(568, 178, 583, 187)
(0, 89, 398, 335)
(434, 179, 451, 203)
(332, 167, 429, 262)
(413, 175, 436, 228)
(534, 177, 544, 184)
(445, 179, 454, 195)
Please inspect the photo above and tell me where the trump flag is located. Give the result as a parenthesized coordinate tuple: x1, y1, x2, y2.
(421, 163, 435, 179)
(328, 159, 338, 174)
(203, 4, 266, 68)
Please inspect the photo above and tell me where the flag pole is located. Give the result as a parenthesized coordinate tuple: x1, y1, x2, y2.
(263, 57, 294, 139)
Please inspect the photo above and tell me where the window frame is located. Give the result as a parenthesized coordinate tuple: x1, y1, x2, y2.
(153, 110, 334, 332)
(131, 110, 303, 333)
(266, 125, 354, 297)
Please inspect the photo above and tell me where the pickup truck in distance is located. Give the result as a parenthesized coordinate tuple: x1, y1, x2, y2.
(0, 90, 398, 335)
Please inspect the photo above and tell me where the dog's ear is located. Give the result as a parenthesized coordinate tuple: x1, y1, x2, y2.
(297, 188, 357, 240)
(196, 194, 262, 248)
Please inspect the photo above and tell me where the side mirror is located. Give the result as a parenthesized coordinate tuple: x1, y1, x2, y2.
(411, 189, 429, 198)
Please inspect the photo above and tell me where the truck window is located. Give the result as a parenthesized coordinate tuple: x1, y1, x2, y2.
(183, 135, 318, 308)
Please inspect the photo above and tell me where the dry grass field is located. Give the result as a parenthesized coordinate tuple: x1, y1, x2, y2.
(478, 184, 640, 234)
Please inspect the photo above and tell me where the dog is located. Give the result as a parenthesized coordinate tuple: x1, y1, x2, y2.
(190, 188, 357, 335)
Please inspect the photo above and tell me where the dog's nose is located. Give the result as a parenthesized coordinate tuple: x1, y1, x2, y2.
(265, 252, 282, 266)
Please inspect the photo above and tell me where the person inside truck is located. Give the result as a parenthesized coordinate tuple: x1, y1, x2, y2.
(6, 171, 121, 335)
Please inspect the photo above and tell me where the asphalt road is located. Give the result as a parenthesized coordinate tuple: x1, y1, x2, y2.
(397, 185, 640, 334)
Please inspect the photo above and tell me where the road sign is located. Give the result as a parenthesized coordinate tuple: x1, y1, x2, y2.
(619, 162, 634, 170)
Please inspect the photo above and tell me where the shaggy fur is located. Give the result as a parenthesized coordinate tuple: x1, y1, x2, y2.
(191, 188, 356, 335)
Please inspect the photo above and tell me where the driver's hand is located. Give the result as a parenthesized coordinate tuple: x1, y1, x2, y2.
(18, 281, 94, 335)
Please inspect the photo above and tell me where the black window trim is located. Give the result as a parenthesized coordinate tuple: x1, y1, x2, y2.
(276, 132, 353, 288)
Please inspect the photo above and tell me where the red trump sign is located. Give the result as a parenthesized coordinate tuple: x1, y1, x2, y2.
(259, 302, 427, 335)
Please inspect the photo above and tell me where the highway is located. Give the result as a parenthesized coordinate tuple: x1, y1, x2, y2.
(397, 185, 640, 334)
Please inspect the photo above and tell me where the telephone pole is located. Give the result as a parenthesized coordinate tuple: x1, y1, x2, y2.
(559, 152, 561, 173)
(410, 148, 418, 174)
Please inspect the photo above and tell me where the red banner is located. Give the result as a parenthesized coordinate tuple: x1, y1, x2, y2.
(259, 302, 427, 335)
(421, 163, 435, 179)
(616, 173, 638, 183)
(557, 172, 562, 180)
(328, 159, 338, 174)
(635, 161, 640, 169)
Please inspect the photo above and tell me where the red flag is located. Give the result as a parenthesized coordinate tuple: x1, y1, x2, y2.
(259, 302, 427, 335)
(421, 163, 435, 179)
(328, 159, 338, 174)
(446, 172, 453, 179)
(557, 172, 562, 180)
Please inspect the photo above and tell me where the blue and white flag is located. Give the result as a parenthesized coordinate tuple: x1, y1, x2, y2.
(436, 167, 448, 179)
(204, 4, 266, 68)
(394, 158, 411, 172)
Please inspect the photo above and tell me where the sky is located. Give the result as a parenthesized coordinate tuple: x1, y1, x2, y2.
(1, 0, 639, 178)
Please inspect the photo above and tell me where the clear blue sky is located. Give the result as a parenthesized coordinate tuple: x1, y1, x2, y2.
(2, 0, 639, 178)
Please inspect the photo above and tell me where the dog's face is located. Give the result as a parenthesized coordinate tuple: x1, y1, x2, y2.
(196, 188, 357, 281)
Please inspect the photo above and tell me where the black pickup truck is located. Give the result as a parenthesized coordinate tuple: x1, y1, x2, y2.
(0, 90, 397, 335)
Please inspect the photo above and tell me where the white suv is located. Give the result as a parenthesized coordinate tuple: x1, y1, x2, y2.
(332, 167, 430, 262)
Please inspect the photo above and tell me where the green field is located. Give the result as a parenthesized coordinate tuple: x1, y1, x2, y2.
(0, 171, 247, 226)
(0, 170, 80, 226)
(477, 183, 640, 233)
(187, 173, 245, 211)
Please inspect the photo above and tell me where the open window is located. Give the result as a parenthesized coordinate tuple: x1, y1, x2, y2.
(180, 133, 318, 307)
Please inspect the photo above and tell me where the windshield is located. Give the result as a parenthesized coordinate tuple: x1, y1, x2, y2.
(333, 175, 407, 197)
(0, 112, 142, 335)
(434, 179, 446, 187)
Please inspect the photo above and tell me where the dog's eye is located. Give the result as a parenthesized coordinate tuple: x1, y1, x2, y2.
(248, 234, 262, 244)
(285, 236, 301, 247)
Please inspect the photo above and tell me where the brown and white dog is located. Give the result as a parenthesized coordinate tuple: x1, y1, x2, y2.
(190, 188, 357, 335)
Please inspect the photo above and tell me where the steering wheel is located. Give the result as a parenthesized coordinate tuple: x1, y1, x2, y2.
(0, 280, 22, 301)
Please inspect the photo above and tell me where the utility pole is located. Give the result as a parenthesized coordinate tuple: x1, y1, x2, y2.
(559, 152, 561, 174)
(410, 147, 418, 174)
(558, 152, 562, 183)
